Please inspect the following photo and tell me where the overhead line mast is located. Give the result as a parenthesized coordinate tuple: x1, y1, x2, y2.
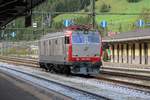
(92, 0, 95, 29)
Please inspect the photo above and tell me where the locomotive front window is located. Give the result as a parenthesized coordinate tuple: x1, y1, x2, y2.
(72, 31, 100, 44)
(72, 33, 85, 43)
(88, 33, 100, 43)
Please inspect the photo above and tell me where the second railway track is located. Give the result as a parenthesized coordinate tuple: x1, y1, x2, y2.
(0, 64, 109, 100)
(0, 56, 150, 92)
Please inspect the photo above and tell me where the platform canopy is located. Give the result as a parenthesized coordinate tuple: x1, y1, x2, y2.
(0, 0, 46, 28)
(102, 28, 150, 43)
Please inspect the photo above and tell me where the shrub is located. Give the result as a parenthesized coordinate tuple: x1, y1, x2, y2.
(100, 4, 111, 12)
(84, 7, 89, 12)
(127, 0, 141, 3)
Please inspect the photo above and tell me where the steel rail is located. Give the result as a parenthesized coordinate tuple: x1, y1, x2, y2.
(95, 74, 150, 93)
(0, 56, 150, 92)
(0, 65, 109, 100)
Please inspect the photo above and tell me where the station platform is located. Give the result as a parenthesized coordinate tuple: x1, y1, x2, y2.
(0, 71, 39, 100)
(103, 62, 150, 69)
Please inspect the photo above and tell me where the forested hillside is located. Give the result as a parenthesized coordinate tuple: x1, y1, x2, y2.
(36, 0, 90, 12)
(1, 0, 150, 41)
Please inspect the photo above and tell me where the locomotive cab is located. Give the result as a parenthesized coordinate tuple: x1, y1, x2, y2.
(65, 27, 102, 75)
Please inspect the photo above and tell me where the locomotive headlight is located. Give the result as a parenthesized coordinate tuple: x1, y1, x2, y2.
(73, 54, 78, 57)
(67, 52, 69, 55)
(76, 58, 80, 61)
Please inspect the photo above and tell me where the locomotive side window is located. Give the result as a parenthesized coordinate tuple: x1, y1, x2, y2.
(72, 33, 84, 43)
(65, 36, 70, 44)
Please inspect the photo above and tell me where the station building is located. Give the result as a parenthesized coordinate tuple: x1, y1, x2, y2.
(102, 28, 150, 65)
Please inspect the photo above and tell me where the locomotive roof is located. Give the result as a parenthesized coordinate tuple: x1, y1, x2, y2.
(41, 29, 100, 40)
(41, 32, 64, 40)
(102, 28, 150, 42)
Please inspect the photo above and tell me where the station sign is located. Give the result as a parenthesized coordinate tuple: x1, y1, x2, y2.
(64, 20, 74, 27)
(11, 32, 16, 38)
(108, 32, 117, 37)
(33, 22, 37, 28)
(136, 19, 145, 27)
(100, 20, 107, 28)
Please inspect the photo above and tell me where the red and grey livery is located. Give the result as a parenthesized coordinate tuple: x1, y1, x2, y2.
(39, 25, 102, 75)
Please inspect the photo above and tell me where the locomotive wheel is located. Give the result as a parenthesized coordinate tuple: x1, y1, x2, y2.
(39, 63, 46, 71)
(39, 62, 45, 69)
(50, 64, 57, 73)
(58, 65, 65, 74)
(50, 67, 55, 73)
(52, 64, 60, 73)
(63, 66, 71, 75)
(47, 64, 53, 72)
(44, 63, 49, 72)
(39, 63, 49, 71)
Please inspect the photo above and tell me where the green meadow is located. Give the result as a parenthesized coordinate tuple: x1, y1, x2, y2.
(54, 0, 150, 32)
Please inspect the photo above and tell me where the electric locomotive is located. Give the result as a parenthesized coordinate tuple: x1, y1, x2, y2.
(39, 25, 102, 75)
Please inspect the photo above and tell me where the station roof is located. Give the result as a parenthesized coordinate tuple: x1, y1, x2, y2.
(0, 0, 45, 28)
(102, 28, 150, 43)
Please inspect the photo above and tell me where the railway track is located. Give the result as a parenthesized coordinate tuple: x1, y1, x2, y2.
(0, 56, 150, 92)
(0, 64, 108, 100)
(97, 70, 150, 92)
(0, 56, 39, 67)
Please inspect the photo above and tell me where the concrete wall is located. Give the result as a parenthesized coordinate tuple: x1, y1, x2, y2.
(148, 43, 150, 65)
(119, 44, 122, 63)
(114, 44, 118, 63)
(123, 44, 127, 63)
(141, 43, 145, 65)
(132, 43, 140, 64)
(128, 44, 132, 64)
(110, 41, 150, 66)
(110, 45, 114, 63)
